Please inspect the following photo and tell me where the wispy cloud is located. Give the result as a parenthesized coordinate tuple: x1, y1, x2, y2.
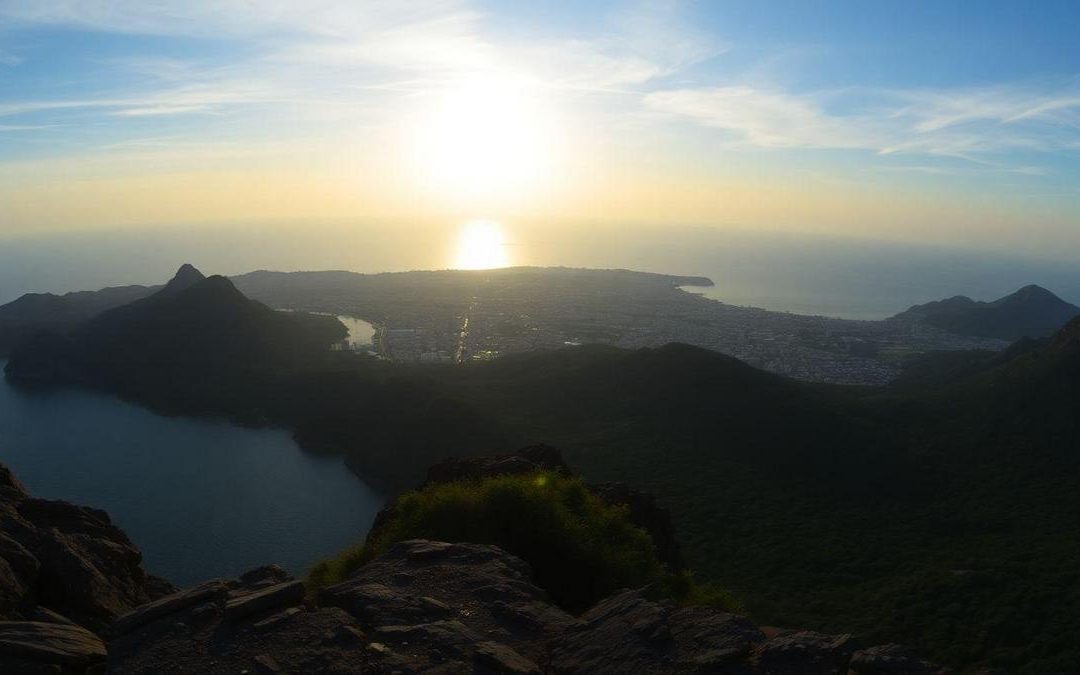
(3, 0, 1079, 181)
(645, 82, 1080, 169)
(0, 0, 712, 133)
(0, 1, 474, 39)
(0, 79, 285, 119)
(0, 124, 54, 131)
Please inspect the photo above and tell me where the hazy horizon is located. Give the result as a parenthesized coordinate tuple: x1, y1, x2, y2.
(6, 222, 1080, 319)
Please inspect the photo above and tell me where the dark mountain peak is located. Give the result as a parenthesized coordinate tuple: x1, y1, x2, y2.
(5, 266, 347, 387)
(153, 274, 250, 313)
(161, 264, 206, 295)
(994, 284, 1062, 306)
(893, 284, 1079, 340)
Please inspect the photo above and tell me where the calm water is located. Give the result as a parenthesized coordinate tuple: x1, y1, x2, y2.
(4, 223, 1080, 319)
(338, 316, 376, 348)
(0, 364, 383, 586)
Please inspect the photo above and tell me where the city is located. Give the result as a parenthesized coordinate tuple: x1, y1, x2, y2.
(233, 267, 1008, 386)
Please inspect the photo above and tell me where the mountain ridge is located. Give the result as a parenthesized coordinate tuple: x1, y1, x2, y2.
(892, 283, 1080, 340)
(7, 267, 1080, 669)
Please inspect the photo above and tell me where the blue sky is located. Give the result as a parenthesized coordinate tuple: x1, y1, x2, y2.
(1, 1, 1079, 252)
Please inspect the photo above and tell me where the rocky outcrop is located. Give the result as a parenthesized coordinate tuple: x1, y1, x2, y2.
(0, 463, 174, 673)
(321, 539, 574, 669)
(106, 539, 944, 674)
(0, 460, 944, 673)
(0, 464, 173, 635)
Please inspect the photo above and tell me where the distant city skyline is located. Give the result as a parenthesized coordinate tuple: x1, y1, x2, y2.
(2, 1, 1080, 255)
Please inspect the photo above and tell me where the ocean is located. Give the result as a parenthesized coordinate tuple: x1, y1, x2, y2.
(3, 223, 1079, 319)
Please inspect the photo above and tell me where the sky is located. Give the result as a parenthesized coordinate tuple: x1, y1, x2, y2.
(2, 0, 1080, 256)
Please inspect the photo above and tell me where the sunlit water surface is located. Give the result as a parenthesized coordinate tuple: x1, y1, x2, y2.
(0, 364, 383, 586)
(5, 223, 1080, 319)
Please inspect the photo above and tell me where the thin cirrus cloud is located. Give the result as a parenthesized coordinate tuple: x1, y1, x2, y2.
(644, 83, 1080, 167)
(0, 0, 694, 122)
(2, 0, 1078, 179)
(0, 0, 478, 39)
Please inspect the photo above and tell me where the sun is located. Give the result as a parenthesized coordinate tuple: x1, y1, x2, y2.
(455, 220, 509, 270)
(411, 73, 553, 200)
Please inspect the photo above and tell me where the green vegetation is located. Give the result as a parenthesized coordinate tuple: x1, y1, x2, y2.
(16, 272, 1080, 672)
(308, 471, 737, 614)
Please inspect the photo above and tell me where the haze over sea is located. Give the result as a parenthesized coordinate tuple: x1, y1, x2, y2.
(4, 223, 1080, 319)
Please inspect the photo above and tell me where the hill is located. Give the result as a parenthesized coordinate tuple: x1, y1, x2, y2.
(892, 284, 1080, 340)
(0, 284, 154, 356)
(4, 265, 345, 398)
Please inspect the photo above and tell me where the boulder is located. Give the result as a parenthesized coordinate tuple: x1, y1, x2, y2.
(474, 640, 542, 674)
(224, 580, 305, 622)
(323, 539, 575, 665)
(848, 643, 945, 674)
(0, 620, 106, 670)
(756, 630, 860, 674)
(551, 589, 678, 673)
(111, 580, 227, 636)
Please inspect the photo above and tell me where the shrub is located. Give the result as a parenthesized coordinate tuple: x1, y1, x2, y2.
(308, 471, 737, 614)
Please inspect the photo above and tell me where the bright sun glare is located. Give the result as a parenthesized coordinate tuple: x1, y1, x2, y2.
(455, 220, 509, 270)
(413, 74, 553, 199)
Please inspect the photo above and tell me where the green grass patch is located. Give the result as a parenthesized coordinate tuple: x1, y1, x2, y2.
(309, 471, 738, 614)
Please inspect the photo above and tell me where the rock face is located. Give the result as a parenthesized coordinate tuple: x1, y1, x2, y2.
(107, 539, 944, 674)
(0, 464, 173, 632)
(322, 539, 574, 669)
(0, 621, 107, 673)
(0, 463, 174, 672)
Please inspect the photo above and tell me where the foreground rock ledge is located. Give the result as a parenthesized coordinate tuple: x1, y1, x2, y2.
(0, 457, 944, 673)
(106, 539, 944, 674)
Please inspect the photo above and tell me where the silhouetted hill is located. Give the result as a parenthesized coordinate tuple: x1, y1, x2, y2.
(892, 284, 1079, 340)
(159, 262, 205, 295)
(0, 284, 154, 356)
(4, 266, 345, 393)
